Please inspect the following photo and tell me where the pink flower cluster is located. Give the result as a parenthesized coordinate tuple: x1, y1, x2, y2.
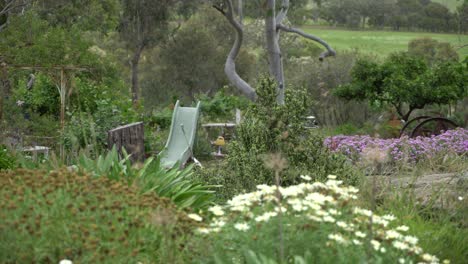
(324, 128, 468, 163)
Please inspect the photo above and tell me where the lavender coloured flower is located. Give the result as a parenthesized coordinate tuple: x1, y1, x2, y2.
(325, 128, 468, 163)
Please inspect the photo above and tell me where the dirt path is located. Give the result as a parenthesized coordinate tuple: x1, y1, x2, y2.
(368, 171, 468, 206)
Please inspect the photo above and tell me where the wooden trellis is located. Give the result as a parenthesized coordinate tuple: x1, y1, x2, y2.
(0, 63, 92, 160)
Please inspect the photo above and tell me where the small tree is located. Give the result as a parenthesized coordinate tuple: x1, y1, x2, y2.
(408, 37, 459, 66)
(334, 52, 467, 122)
(118, 0, 175, 107)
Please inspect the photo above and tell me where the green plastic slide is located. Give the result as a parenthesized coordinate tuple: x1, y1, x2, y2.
(159, 100, 201, 168)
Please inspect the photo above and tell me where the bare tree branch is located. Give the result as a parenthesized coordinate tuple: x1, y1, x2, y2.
(214, 0, 256, 101)
(0, 0, 28, 16)
(212, 4, 225, 15)
(275, 0, 290, 25)
(277, 24, 336, 60)
(456, 43, 468, 50)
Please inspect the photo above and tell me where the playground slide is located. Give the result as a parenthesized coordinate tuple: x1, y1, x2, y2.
(159, 100, 201, 168)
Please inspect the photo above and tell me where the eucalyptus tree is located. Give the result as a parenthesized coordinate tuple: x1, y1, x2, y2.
(214, 0, 335, 104)
(0, 0, 30, 31)
(118, 0, 175, 107)
(33, 0, 120, 33)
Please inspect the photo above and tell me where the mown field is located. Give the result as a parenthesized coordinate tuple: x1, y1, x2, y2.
(303, 26, 468, 58)
(433, 0, 461, 11)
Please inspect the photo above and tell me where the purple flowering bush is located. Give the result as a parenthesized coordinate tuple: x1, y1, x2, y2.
(324, 128, 468, 163)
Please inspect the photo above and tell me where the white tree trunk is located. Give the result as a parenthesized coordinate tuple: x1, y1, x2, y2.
(214, 0, 256, 101)
(265, 0, 285, 104)
(215, 0, 335, 105)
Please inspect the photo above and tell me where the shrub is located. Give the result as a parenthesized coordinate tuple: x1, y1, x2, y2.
(199, 77, 358, 200)
(197, 88, 250, 122)
(151, 106, 174, 130)
(192, 176, 447, 264)
(76, 147, 217, 210)
(0, 145, 16, 170)
(62, 98, 139, 156)
(0, 169, 197, 263)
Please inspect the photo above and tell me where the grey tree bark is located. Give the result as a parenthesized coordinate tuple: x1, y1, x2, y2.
(130, 43, 145, 107)
(265, 0, 286, 104)
(237, 0, 243, 25)
(214, 1, 257, 101)
(215, 0, 336, 105)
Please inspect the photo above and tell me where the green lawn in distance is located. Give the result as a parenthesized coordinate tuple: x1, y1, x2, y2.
(302, 26, 468, 58)
(433, 0, 461, 11)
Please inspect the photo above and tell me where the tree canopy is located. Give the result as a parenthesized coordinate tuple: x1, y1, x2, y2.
(334, 52, 467, 121)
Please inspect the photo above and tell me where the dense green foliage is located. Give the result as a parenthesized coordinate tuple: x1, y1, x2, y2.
(408, 37, 459, 65)
(1, 2, 467, 263)
(334, 52, 467, 121)
(196, 78, 358, 200)
(0, 9, 130, 151)
(0, 168, 197, 263)
(77, 146, 217, 210)
(316, 0, 466, 33)
(198, 88, 251, 121)
(0, 145, 15, 170)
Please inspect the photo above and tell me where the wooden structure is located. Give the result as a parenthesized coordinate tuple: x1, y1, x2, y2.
(202, 122, 236, 139)
(22, 146, 50, 162)
(108, 122, 145, 163)
(1, 63, 92, 160)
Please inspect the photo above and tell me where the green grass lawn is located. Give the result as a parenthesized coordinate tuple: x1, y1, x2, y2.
(302, 26, 468, 58)
(433, 0, 461, 11)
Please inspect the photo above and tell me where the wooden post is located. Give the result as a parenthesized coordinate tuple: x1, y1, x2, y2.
(108, 122, 145, 163)
(0, 62, 9, 121)
(0, 85, 3, 121)
(60, 68, 66, 130)
(60, 68, 66, 161)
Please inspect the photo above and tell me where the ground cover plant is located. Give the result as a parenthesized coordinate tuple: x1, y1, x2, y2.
(191, 175, 450, 264)
(325, 128, 468, 163)
(0, 168, 198, 263)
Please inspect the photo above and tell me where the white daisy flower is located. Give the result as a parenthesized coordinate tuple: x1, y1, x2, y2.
(188, 213, 202, 222)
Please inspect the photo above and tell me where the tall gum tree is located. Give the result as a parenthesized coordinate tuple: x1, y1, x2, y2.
(119, 0, 174, 108)
(214, 0, 336, 104)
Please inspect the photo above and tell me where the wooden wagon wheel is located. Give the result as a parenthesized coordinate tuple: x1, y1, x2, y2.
(410, 117, 458, 138)
(399, 116, 431, 137)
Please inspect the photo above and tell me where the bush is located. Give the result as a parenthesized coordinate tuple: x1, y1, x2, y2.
(62, 98, 139, 157)
(150, 107, 174, 130)
(408, 37, 459, 66)
(0, 168, 197, 263)
(76, 147, 217, 210)
(0, 145, 16, 170)
(195, 78, 358, 201)
(197, 88, 250, 122)
(192, 176, 447, 264)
